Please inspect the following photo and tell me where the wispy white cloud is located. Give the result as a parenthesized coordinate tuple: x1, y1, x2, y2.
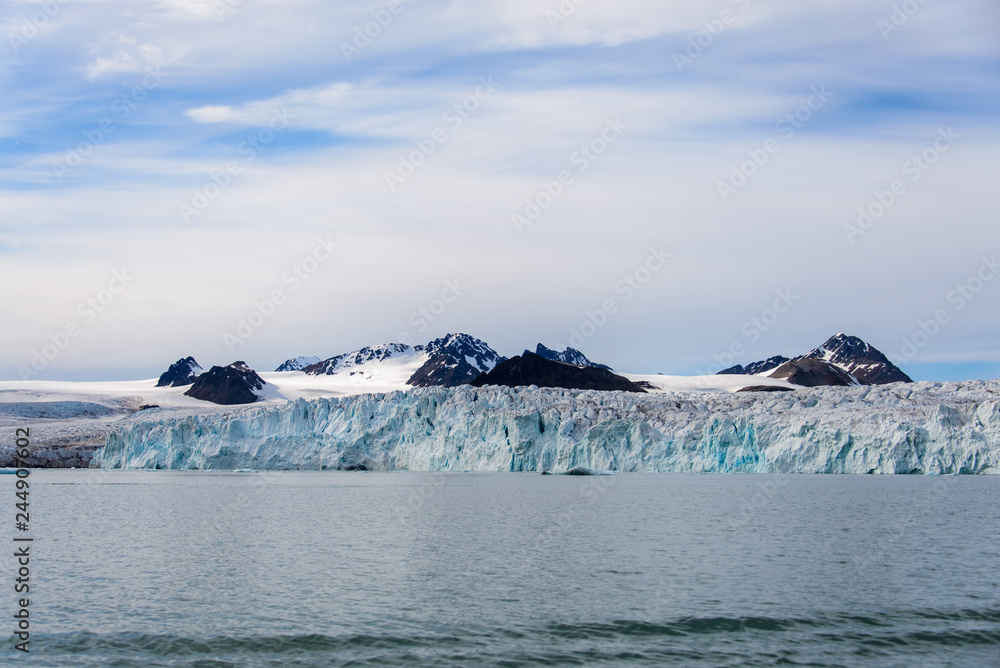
(185, 104, 238, 123)
(84, 34, 188, 80)
(153, 0, 233, 22)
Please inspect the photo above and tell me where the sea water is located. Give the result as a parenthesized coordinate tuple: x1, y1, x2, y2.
(5, 471, 999, 666)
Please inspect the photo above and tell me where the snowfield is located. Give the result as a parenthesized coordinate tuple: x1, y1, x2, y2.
(0, 366, 794, 422)
(623, 373, 796, 393)
(93, 380, 1000, 474)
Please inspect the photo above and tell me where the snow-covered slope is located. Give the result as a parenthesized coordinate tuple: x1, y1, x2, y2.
(624, 373, 797, 393)
(94, 380, 1000, 474)
(303, 343, 414, 376)
(261, 355, 428, 398)
(0, 369, 796, 417)
(275, 356, 320, 372)
(0, 380, 218, 411)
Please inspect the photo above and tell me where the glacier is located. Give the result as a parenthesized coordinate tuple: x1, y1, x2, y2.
(92, 380, 1000, 474)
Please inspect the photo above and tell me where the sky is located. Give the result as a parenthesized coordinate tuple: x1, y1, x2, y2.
(1, 0, 998, 382)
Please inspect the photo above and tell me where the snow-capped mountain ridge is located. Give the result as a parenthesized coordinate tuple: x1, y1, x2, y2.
(156, 357, 203, 387)
(297, 334, 505, 389)
(408, 333, 506, 387)
(151, 334, 913, 404)
(719, 334, 911, 386)
(798, 333, 912, 385)
(419, 333, 504, 374)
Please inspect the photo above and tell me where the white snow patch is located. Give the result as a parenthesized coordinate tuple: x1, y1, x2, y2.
(260, 349, 429, 399)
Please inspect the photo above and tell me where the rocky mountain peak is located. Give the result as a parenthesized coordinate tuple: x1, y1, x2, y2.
(800, 333, 911, 384)
(156, 357, 203, 387)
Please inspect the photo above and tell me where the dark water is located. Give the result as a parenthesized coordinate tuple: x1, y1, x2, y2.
(5, 471, 1000, 666)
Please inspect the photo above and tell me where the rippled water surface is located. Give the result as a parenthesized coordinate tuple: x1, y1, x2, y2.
(7, 471, 1000, 666)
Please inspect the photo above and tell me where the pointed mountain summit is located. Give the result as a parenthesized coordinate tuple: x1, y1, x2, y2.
(156, 357, 203, 387)
(529, 344, 612, 370)
(801, 333, 912, 384)
(408, 333, 506, 387)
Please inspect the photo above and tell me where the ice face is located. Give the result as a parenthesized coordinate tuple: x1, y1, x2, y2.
(92, 381, 1000, 474)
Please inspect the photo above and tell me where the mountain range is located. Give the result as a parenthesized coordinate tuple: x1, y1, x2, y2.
(153, 332, 911, 405)
(299, 333, 506, 388)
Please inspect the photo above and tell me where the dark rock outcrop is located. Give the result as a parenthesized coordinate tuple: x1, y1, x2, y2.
(408, 352, 484, 387)
(530, 344, 612, 370)
(632, 380, 659, 391)
(564, 466, 611, 475)
(735, 385, 795, 393)
(767, 358, 858, 388)
(156, 357, 203, 387)
(470, 352, 645, 393)
(184, 361, 267, 405)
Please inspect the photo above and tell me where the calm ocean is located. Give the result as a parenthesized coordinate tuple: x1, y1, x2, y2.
(6, 471, 1000, 666)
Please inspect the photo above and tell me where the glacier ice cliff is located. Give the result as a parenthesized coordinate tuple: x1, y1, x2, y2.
(92, 381, 1000, 474)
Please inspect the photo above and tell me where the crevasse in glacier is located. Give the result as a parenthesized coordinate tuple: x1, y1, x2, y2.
(92, 381, 1000, 474)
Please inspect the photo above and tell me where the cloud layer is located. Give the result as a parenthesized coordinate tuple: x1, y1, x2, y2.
(1, 0, 998, 381)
